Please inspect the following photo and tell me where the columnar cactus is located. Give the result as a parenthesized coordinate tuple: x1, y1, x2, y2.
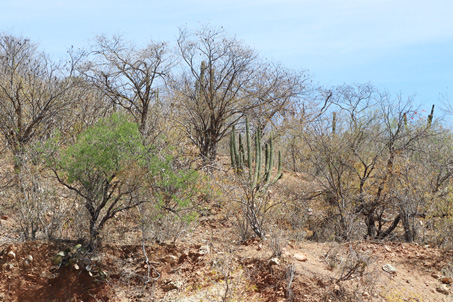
(230, 117, 283, 238)
(332, 112, 337, 134)
(230, 117, 282, 190)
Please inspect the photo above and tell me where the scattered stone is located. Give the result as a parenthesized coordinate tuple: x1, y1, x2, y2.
(26, 255, 33, 262)
(74, 264, 80, 270)
(382, 264, 397, 274)
(57, 251, 65, 257)
(162, 279, 182, 292)
(436, 284, 449, 295)
(269, 257, 280, 266)
(294, 253, 308, 262)
(333, 284, 341, 293)
(23, 260, 30, 267)
(432, 272, 441, 279)
(362, 291, 370, 297)
(384, 245, 392, 252)
(7, 251, 16, 259)
(257, 244, 262, 251)
(440, 277, 453, 285)
(164, 255, 178, 264)
(198, 245, 210, 255)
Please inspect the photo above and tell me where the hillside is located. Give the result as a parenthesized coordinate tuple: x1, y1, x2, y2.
(1, 170, 452, 302)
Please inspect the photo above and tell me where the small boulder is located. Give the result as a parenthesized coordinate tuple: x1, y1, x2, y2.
(382, 264, 397, 274)
(7, 251, 16, 259)
(198, 245, 210, 255)
(164, 255, 178, 264)
(162, 279, 182, 292)
(436, 284, 450, 295)
(294, 253, 308, 262)
(269, 257, 280, 266)
(440, 277, 453, 285)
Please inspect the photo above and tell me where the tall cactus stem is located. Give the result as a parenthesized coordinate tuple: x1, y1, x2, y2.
(427, 104, 434, 128)
(257, 127, 262, 179)
(246, 117, 252, 170)
(238, 133, 244, 170)
(332, 112, 337, 134)
(230, 127, 236, 170)
(272, 151, 283, 184)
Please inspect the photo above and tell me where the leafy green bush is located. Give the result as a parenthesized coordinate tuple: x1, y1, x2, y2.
(51, 113, 147, 250)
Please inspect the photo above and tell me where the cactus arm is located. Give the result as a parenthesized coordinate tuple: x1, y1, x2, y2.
(427, 104, 434, 127)
(238, 133, 244, 171)
(257, 127, 262, 179)
(246, 117, 252, 173)
(230, 127, 236, 170)
(253, 130, 259, 189)
(271, 151, 283, 184)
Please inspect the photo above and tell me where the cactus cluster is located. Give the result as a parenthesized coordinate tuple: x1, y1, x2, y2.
(230, 117, 282, 190)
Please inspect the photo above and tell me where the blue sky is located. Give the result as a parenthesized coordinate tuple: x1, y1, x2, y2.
(2, 0, 452, 113)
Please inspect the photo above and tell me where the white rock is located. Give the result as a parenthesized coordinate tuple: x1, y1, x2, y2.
(198, 245, 210, 255)
(26, 255, 33, 262)
(7, 251, 15, 259)
(294, 253, 308, 262)
(269, 257, 280, 266)
(382, 264, 397, 274)
(164, 255, 178, 264)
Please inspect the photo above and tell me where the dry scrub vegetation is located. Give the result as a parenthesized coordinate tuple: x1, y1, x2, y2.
(0, 27, 452, 301)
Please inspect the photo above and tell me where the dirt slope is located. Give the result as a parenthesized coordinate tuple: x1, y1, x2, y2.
(1, 208, 452, 302)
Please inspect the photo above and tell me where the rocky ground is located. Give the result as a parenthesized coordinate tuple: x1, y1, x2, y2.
(1, 206, 452, 302)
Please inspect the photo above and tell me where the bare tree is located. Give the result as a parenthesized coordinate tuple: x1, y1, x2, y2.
(174, 25, 310, 163)
(0, 34, 80, 169)
(82, 35, 173, 137)
(302, 84, 436, 241)
(244, 62, 311, 133)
